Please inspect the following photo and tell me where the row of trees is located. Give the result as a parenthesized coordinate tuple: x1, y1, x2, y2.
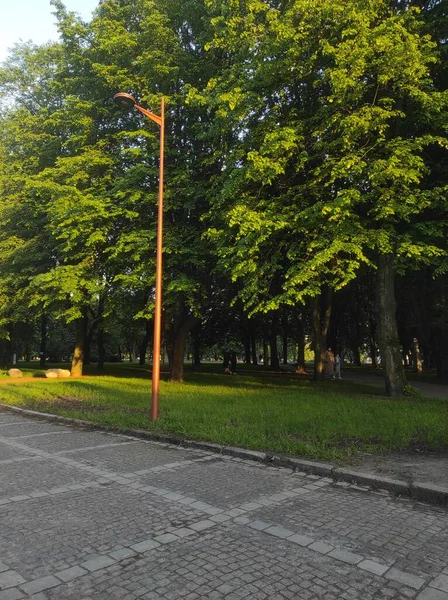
(0, 0, 447, 394)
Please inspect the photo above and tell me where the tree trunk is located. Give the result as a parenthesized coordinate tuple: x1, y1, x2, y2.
(193, 337, 201, 367)
(434, 330, 448, 379)
(376, 254, 407, 396)
(295, 317, 306, 373)
(170, 315, 200, 382)
(139, 320, 152, 366)
(39, 313, 47, 368)
(97, 328, 105, 371)
(263, 339, 268, 366)
(71, 311, 88, 377)
(84, 325, 96, 365)
(352, 347, 362, 367)
(311, 288, 333, 381)
(0, 339, 13, 369)
(251, 335, 258, 365)
(282, 334, 288, 365)
(269, 315, 280, 370)
(244, 334, 251, 364)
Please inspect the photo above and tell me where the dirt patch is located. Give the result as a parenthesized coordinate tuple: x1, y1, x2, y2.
(349, 450, 448, 487)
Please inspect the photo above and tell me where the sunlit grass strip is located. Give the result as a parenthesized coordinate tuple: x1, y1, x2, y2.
(0, 371, 447, 461)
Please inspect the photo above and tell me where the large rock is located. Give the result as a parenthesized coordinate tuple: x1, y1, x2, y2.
(45, 369, 71, 379)
(8, 368, 23, 378)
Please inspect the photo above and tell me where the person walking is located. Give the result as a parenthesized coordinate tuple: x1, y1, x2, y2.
(324, 348, 335, 380)
(334, 352, 342, 379)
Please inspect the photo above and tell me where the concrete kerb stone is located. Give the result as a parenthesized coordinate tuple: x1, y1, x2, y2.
(1, 403, 447, 508)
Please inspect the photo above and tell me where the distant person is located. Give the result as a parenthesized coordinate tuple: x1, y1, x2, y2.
(324, 347, 335, 379)
(334, 353, 342, 379)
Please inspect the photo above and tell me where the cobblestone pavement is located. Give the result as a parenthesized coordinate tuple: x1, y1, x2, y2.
(0, 410, 447, 600)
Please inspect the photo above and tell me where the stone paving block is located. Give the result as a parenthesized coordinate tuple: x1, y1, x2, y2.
(308, 541, 334, 554)
(0, 590, 24, 600)
(0, 565, 8, 575)
(54, 566, 88, 582)
(288, 534, 314, 547)
(358, 559, 389, 576)
(189, 520, 216, 532)
(327, 549, 363, 565)
(80, 555, 116, 572)
(108, 548, 137, 561)
(431, 576, 448, 593)
(130, 540, 161, 553)
(172, 528, 196, 538)
(20, 576, 60, 595)
(209, 514, 232, 523)
(153, 533, 178, 544)
(417, 589, 448, 600)
(247, 520, 270, 532)
(385, 567, 425, 590)
(0, 571, 26, 590)
(264, 526, 293, 539)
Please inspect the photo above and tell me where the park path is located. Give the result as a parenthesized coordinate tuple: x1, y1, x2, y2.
(341, 371, 448, 400)
(0, 409, 447, 600)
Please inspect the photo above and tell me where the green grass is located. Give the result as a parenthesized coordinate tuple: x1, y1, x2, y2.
(1, 363, 447, 462)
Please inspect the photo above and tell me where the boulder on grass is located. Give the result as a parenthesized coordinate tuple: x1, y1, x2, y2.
(8, 368, 23, 378)
(45, 369, 71, 379)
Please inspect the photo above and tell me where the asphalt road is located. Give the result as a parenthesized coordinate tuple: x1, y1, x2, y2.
(0, 409, 447, 600)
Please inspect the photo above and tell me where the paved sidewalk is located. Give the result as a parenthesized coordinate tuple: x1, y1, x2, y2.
(341, 372, 448, 400)
(0, 410, 447, 600)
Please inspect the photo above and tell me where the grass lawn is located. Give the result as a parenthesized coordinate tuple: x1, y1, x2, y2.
(0, 362, 447, 462)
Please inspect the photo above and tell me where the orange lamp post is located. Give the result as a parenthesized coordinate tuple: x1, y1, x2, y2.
(113, 92, 165, 421)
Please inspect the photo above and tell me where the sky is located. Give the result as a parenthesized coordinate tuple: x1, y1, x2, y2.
(0, 0, 100, 63)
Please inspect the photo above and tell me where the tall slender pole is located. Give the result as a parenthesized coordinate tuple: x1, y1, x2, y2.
(151, 97, 165, 421)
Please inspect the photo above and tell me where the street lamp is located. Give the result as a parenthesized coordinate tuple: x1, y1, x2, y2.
(113, 92, 165, 421)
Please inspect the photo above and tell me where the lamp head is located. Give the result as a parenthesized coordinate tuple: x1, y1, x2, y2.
(113, 92, 137, 109)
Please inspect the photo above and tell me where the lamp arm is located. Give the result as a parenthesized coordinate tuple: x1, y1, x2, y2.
(135, 104, 162, 126)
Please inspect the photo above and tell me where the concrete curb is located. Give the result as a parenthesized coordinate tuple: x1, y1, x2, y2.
(1, 403, 447, 508)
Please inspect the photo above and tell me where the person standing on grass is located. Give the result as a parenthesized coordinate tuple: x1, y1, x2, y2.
(334, 353, 342, 380)
(324, 347, 335, 380)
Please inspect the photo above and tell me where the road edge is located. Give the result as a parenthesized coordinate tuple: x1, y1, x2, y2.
(1, 403, 447, 508)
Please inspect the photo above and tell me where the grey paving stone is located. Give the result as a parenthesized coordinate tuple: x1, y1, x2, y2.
(417, 589, 448, 600)
(189, 520, 216, 532)
(247, 520, 270, 531)
(130, 540, 161, 553)
(264, 526, 293, 539)
(153, 533, 178, 544)
(0, 571, 26, 590)
(385, 567, 425, 590)
(308, 541, 334, 554)
(431, 576, 448, 593)
(20, 576, 60, 595)
(171, 528, 196, 538)
(209, 514, 232, 523)
(288, 534, 314, 547)
(0, 589, 25, 600)
(358, 559, 389, 576)
(327, 549, 363, 565)
(108, 548, 138, 561)
(0, 565, 8, 575)
(54, 566, 88, 582)
(80, 555, 116, 572)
